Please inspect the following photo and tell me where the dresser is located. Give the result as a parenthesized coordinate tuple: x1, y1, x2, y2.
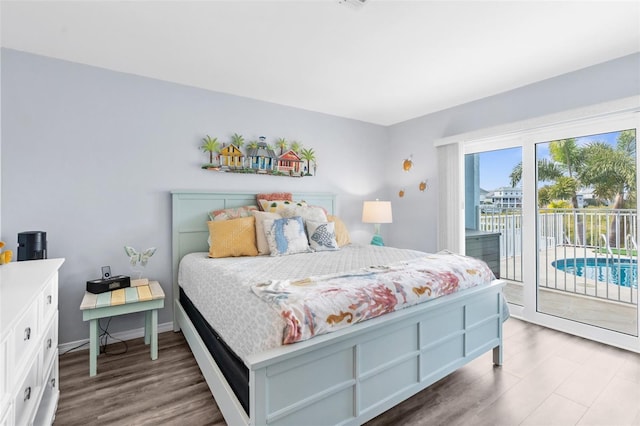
(0, 258, 64, 426)
(465, 230, 500, 278)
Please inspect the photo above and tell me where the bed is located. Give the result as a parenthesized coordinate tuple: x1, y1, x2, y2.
(172, 190, 506, 426)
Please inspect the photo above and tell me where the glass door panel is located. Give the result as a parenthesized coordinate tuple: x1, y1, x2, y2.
(535, 130, 638, 336)
(465, 147, 523, 306)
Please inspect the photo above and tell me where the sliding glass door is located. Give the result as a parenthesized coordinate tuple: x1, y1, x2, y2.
(535, 130, 637, 336)
(461, 110, 639, 350)
(465, 147, 524, 306)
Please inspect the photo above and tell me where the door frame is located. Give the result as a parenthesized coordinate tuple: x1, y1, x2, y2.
(450, 97, 640, 352)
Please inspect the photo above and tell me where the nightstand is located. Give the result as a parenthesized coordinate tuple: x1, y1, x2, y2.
(79, 281, 165, 376)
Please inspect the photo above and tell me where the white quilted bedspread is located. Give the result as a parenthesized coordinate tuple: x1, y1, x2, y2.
(178, 244, 425, 360)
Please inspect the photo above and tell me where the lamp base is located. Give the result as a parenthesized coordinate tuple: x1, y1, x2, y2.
(370, 234, 385, 246)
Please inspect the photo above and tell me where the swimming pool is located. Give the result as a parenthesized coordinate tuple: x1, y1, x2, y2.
(552, 258, 638, 288)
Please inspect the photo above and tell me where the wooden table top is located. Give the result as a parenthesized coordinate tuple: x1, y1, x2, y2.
(80, 280, 164, 310)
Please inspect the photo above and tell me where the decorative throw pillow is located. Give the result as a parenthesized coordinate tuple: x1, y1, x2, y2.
(281, 205, 328, 223)
(256, 193, 293, 210)
(252, 211, 282, 255)
(263, 216, 311, 256)
(327, 215, 351, 247)
(207, 216, 258, 258)
(306, 220, 339, 251)
(258, 199, 308, 215)
(209, 205, 258, 221)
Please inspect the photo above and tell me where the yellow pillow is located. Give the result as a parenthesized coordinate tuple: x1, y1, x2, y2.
(208, 216, 258, 258)
(327, 215, 351, 247)
(258, 199, 307, 214)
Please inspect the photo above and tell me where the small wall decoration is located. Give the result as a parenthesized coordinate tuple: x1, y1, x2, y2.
(199, 134, 317, 177)
(399, 154, 428, 197)
(0, 241, 13, 264)
(402, 155, 413, 172)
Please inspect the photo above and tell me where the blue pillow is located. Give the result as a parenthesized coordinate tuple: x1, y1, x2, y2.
(306, 220, 339, 251)
(263, 216, 312, 256)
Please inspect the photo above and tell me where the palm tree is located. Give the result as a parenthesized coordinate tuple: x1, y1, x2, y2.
(511, 140, 586, 243)
(548, 139, 584, 209)
(580, 130, 637, 246)
(290, 141, 302, 154)
(230, 133, 244, 149)
(510, 159, 563, 206)
(201, 135, 220, 164)
(509, 162, 522, 188)
(276, 138, 288, 155)
(543, 140, 585, 244)
(548, 176, 579, 200)
(247, 140, 259, 149)
(537, 158, 565, 183)
(537, 186, 552, 207)
(617, 129, 636, 157)
(300, 148, 316, 176)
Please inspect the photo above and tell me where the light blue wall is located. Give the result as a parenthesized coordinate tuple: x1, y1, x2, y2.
(0, 48, 388, 344)
(386, 52, 640, 252)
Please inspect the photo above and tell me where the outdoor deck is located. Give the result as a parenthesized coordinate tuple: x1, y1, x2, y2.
(502, 246, 638, 336)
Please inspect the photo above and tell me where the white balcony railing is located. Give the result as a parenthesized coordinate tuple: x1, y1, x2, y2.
(477, 207, 638, 305)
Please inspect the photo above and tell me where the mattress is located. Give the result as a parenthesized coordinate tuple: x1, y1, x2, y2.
(178, 244, 426, 361)
(179, 287, 250, 413)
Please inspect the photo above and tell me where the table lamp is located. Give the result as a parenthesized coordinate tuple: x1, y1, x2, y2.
(362, 200, 393, 246)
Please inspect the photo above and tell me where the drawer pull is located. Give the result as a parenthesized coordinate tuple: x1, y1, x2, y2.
(51, 378, 56, 388)
(24, 386, 31, 401)
(24, 327, 31, 341)
(47, 338, 52, 349)
(47, 294, 53, 304)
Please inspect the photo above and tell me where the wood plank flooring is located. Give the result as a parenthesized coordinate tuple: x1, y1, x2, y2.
(55, 331, 224, 425)
(56, 319, 640, 425)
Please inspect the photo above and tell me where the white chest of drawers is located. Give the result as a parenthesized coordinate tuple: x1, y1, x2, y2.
(0, 258, 64, 426)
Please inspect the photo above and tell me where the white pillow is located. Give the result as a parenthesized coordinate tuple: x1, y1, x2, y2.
(252, 211, 282, 255)
(306, 220, 339, 251)
(264, 217, 312, 256)
(281, 205, 328, 224)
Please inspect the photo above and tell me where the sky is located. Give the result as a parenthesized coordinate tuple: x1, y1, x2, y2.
(475, 130, 625, 191)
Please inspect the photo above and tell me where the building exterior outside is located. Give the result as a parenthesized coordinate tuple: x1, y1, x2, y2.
(490, 187, 522, 208)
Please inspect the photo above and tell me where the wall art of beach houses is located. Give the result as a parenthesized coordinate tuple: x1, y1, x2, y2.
(200, 134, 317, 177)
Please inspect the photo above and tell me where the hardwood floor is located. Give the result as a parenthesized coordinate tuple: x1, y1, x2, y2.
(366, 319, 640, 426)
(55, 331, 223, 425)
(56, 319, 640, 425)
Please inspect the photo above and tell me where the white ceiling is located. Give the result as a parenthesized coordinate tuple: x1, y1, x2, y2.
(1, 1, 639, 125)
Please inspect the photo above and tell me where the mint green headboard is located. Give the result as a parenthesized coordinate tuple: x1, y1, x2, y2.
(171, 190, 336, 308)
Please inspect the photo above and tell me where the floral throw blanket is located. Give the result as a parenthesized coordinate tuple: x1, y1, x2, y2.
(251, 251, 496, 345)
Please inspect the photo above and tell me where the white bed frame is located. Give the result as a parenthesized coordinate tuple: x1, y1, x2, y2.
(171, 190, 505, 426)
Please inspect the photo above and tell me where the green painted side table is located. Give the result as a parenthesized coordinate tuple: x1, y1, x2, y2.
(80, 280, 165, 376)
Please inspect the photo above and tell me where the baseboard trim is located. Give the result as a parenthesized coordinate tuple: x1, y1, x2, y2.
(58, 321, 175, 354)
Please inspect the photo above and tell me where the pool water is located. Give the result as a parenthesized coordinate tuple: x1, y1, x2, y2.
(552, 258, 638, 289)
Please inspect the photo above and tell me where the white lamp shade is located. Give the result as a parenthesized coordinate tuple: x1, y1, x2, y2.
(362, 200, 393, 224)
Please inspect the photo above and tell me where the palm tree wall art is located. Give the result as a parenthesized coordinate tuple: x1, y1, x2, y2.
(199, 133, 317, 178)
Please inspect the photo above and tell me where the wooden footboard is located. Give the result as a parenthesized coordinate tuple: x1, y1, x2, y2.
(176, 280, 505, 426)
